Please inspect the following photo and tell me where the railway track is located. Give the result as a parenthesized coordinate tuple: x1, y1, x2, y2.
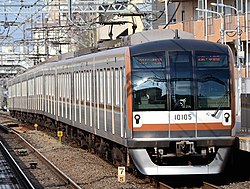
(13, 131, 82, 189)
(0, 111, 248, 189)
(158, 181, 174, 189)
(202, 182, 220, 189)
(0, 141, 35, 189)
(0, 112, 175, 188)
(0, 112, 82, 189)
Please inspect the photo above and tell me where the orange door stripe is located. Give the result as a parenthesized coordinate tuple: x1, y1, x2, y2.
(133, 123, 232, 131)
(125, 48, 133, 130)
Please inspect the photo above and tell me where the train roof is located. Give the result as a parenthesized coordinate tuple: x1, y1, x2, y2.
(43, 29, 194, 64)
(129, 38, 229, 55)
(9, 30, 228, 82)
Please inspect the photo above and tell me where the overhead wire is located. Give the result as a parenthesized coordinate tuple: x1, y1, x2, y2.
(0, 0, 56, 68)
(163, 2, 180, 29)
(1, 0, 179, 62)
(1, 0, 47, 44)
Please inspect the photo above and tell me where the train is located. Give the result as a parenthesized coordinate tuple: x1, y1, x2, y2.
(7, 30, 237, 175)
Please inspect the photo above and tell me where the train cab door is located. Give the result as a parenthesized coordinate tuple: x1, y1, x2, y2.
(168, 51, 196, 138)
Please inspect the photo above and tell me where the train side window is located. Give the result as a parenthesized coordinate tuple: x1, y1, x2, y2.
(65, 73, 68, 118)
(28, 80, 30, 109)
(90, 70, 93, 103)
(38, 76, 43, 110)
(68, 73, 72, 120)
(50, 75, 53, 113)
(75, 72, 79, 101)
(87, 71, 90, 101)
(35, 78, 38, 110)
(107, 69, 111, 104)
(90, 70, 93, 127)
(103, 69, 106, 107)
(115, 68, 119, 106)
(83, 71, 87, 125)
(96, 69, 100, 106)
(30, 79, 33, 109)
(16, 83, 19, 97)
(45, 76, 47, 112)
(52, 75, 55, 114)
(100, 69, 104, 103)
(78, 72, 82, 122)
(58, 74, 61, 116)
(73, 72, 77, 121)
(78, 72, 81, 103)
(41, 76, 43, 110)
(36, 77, 38, 110)
(111, 68, 114, 106)
(19, 82, 21, 96)
(62, 74, 64, 117)
(38, 77, 40, 111)
(23, 81, 26, 97)
(81, 72, 84, 102)
(50, 75, 52, 113)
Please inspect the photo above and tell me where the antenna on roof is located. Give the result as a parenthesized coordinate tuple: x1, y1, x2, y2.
(174, 29, 180, 39)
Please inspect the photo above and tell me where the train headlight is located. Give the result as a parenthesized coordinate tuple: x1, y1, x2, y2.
(134, 114, 141, 124)
(224, 113, 230, 122)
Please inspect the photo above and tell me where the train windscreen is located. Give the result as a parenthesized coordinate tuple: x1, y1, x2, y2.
(196, 51, 230, 110)
(131, 50, 230, 111)
(132, 52, 167, 111)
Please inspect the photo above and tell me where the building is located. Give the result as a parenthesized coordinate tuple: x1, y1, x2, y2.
(164, 0, 249, 77)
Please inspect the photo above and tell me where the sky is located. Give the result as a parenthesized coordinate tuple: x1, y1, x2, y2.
(0, 0, 46, 52)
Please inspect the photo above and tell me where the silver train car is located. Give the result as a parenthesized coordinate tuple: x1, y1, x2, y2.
(8, 37, 236, 175)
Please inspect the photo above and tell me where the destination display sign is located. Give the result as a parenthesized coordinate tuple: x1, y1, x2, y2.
(132, 52, 165, 68)
(196, 54, 227, 67)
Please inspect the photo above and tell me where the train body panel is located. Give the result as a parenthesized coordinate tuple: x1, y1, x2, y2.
(8, 37, 236, 175)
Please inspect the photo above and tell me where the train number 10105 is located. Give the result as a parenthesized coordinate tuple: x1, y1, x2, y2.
(174, 114, 192, 120)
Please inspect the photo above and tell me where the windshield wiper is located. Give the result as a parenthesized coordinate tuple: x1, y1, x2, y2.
(211, 94, 228, 117)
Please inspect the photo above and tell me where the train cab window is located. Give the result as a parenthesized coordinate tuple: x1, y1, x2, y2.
(131, 52, 167, 111)
(196, 52, 230, 109)
(169, 51, 194, 110)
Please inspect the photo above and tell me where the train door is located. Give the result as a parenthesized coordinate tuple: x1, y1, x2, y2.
(169, 51, 196, 138)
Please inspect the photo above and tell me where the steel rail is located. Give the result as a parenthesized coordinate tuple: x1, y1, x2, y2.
(0, 141, 35, 189)
(158, 181, 174, 189)
(12, 130, 82, 189)
(202, 181, 220, 189)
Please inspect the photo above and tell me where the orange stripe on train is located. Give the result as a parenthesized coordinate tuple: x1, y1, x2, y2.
(133, 123, 232, 131)
(125, 48, 133, 131)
